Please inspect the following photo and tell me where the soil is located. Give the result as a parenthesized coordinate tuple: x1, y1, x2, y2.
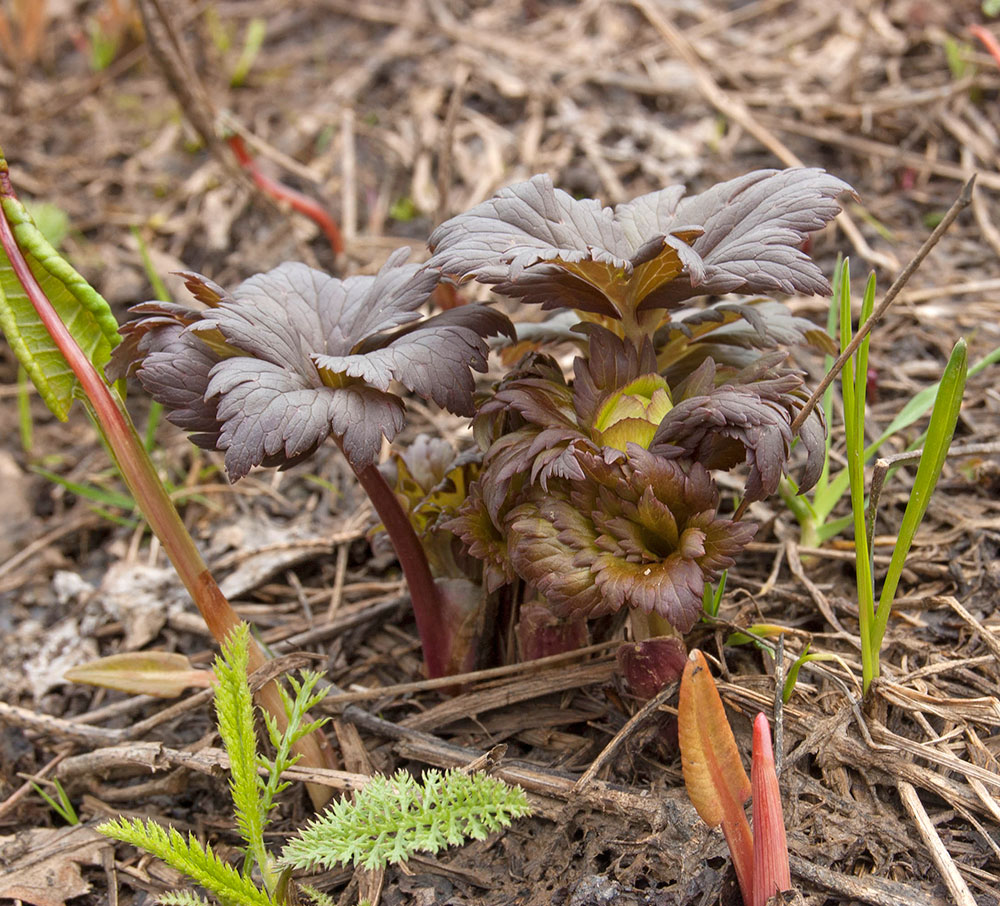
(2, 1, 1000, 905)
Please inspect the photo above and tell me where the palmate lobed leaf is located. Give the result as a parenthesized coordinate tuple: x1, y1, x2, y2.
(427, 168, 853, 324)
(0, 163, 121, 420)
(108, 250, 513, 479)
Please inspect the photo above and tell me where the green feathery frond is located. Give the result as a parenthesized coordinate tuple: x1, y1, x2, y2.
(213, 625, 268, 879)
(258, 669, 329, 821)
(280, 769, 532, 872)
(97, 816, 272, 906)
(157, 892, 214, 906)
(298, 885, 336, 906)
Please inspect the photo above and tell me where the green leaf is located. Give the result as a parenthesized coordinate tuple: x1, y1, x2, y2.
(872, 339, 967, 648)
(98, 817, 272, 906)
(213, 624, 268, 878)
(871, 343, 999, 448)
(840, 266, 878, 687)
(782, 646, 840, 703)
(0, 160, 121, 421)
(281, 770, 531, 872)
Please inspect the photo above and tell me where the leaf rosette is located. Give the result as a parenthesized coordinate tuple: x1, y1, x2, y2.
(450, 446, 755, 632)
(108, 250, 514, 480)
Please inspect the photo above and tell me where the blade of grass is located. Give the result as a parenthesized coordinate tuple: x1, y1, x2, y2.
(871, 339, 967, 654)
(839, 264, 877, 692)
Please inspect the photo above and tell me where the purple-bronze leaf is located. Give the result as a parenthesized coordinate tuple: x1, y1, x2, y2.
(427, 174, 704, 320)
(484, 449, 755, 631)
(651, 362, 823, 500)
(428, 170, 852, 322)
(506, 496, 605, 617)
(645, 168, 855, 308)
(443, 481, 516, 593)
(110, 252, 512, 479)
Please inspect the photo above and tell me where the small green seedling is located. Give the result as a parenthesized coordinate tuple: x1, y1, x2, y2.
(701, 570, 728, 620)
(837, 261, 968, 693)
(27, 776, 79, 825)
(100, 625, 530, 905)
(780, 261, 999, 549)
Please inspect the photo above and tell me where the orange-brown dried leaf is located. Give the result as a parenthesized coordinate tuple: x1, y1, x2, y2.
(678, 649, 751, 827)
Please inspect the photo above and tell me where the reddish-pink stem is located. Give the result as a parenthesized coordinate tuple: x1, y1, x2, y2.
(971, 24, 1000, 69)
(0, 160, 336, 803)
(227, 133, 345, 256)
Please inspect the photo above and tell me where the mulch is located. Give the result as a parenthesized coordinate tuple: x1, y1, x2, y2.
(2, 1, 1000, 904)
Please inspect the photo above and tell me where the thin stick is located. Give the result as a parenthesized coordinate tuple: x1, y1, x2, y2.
(790, 177, 975, 437)
(897, 780, 978, 906)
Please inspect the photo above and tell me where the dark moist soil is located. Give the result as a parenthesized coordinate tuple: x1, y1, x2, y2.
(2, 2, 1000, 905)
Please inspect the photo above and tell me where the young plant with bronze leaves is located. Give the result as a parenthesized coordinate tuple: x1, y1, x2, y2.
(108, 250, 514, 679)
(430, 169, 853, 693)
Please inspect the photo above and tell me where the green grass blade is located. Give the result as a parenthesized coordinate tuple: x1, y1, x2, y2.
(840, 265, 877, 690)
(872, 339, 967, 649)
(866, 343, 997, 455)
(0, 158, 121, 420)
(31, 465, 136, 511)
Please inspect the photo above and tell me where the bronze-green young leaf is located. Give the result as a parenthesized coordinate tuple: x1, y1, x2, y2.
(468, 448, 755, 632)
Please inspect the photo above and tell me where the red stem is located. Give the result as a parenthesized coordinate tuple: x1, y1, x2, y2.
(970, 24, 1000, 70)
(351, 460, 451, 679)
(0, 160, 335, 804)
(722, 814, 755, 906)
(227, 133, 345, 256)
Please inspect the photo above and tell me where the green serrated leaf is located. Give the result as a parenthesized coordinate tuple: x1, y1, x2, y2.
(213, 625, 267, 868)
(0, 161, 121, 420)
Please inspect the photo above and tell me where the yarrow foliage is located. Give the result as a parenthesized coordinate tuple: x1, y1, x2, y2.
(281, 769, 532, 871)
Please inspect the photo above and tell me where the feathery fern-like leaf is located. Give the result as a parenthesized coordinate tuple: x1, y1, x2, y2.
(213, 625, 267, 874)
(97, 817, 272, 906)
(157, 891, 214, 906)
(281, 769, 531, 872)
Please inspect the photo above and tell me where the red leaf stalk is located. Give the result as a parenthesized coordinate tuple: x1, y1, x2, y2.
(0, 160, 336, 806)
(227, 133, 345, 256)
(351, 460, 452, 679)
(970, 25, 1000, 70)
